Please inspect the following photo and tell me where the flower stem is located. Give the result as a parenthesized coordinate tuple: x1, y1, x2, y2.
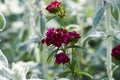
(71, 47, 77, 80)
(106, 5, 112, 80)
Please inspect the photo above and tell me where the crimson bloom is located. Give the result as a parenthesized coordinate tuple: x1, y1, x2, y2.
(61, 33, 71, 44)
(55, 52, 70, 64)
(41, 27, 80, 47)
(112, 44, 120, 60)
(69, 31, 81, 43)
(46, 0, 61, 13)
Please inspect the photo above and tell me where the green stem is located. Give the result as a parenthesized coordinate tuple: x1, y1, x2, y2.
(71, 47, 76, 80)
(106, 5, 112, 80)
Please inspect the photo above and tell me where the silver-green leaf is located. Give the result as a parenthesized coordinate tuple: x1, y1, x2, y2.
(93, 6, 105, 29)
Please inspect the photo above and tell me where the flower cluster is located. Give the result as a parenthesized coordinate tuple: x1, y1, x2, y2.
(46, 0, 61, 14)
(111, 44, 120, 60)
(41, 27, 81, 47)
(46, 0, 66, 18)
(55, 52, 70, 64)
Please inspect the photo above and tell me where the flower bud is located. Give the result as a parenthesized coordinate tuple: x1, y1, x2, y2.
(112, 45, 120, 60)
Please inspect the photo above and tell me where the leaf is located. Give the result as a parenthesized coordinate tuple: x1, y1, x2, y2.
(47, 48, 59, 62)
(17, 37, 40, 51)
(0, 13, 6, 31)
(93, 6, 105, 29)
(89, 31, 106, 38)
(0, 50, 8, 68)
(113, 31, 120, 42)
(40, 12, 46, 35)
(0, 0, 5, 3)
(101, 78, 114, 80)
(66, 45, 83, 49)
(46, 15, 56, 22)
(66, 24, 79, 31)
(58, 71, 70, 78)
(77, 71, 93, 79)
(58, 78, 70, 80)
(0, 76, 8, 80)
(111, 6, 119, 22)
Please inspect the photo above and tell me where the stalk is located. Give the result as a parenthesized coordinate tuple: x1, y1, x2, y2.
(43, 46, 48, 79)
(106, 4, 112, 80)
(71, 47, 76, 80)
(34, 44, 40, 63)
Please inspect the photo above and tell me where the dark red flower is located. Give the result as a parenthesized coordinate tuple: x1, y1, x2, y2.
(45, 37, 53, 46)
(46, 0, 61, 13)
(41, 39, 45, 44)
(112, 45, 120, 60)
(69, 31, 81, 39)
(53, 38, 62, 47)
(61, 33, 71, 44)
(46, 4, 53, 11)
(52, 0, 61, 6)
(69, 31, 81, 43)
(41, 27, 81, 47)
(56, 28, 67, 33)
(55, 52, 70, 64)
(46, 30, 55, 38)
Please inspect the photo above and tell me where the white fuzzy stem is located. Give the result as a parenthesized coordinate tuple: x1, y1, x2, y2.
(106, 5, 112, 80)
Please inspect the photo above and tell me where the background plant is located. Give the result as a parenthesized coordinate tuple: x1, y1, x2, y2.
(0, 0, 120, 80)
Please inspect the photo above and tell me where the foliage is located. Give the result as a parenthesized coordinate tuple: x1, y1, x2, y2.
(0, 0, 120, 80)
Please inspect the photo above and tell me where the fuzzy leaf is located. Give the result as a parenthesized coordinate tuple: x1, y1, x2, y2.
(93, 6, 105, 29)
(0, 75, 9, 80)
(17, 37, 40, 51)
(101, 78, 114, 80)
(40, 12, 46, 35)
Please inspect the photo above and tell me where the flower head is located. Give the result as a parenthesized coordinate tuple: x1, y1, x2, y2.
(61, 33, 71, 44)
(41, 27, 80, 47)
(112, 45, 120, 60)
(55, 52, 70, 64)
(46, 0, 61, 13)
(69, 31, 81, 43)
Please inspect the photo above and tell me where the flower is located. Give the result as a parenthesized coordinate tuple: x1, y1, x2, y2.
(69, 31, 81, 43)
(53, 38, 62, 47)
(69, 31, 81, 39)
(112, 44, 120, 60)
(61, 33, 71, 44)
(45, 37, 53, 46)
(46, 0, 61, 13)
(41, 27, 80, 47)
(55, 52, 70, 64)
(41, 39, 45, 44)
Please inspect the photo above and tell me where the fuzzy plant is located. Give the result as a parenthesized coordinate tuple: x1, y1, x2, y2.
(41, 0, 120, 80)
(0, 49, 69, 80)
(0, 50, 44, 80)
(0, 2, 70, 80)
(41, 0, 93, 80)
